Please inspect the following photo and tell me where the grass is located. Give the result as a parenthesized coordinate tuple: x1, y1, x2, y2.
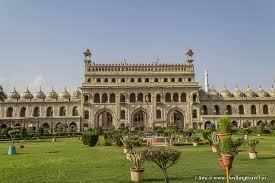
(0, 136, 274, 183)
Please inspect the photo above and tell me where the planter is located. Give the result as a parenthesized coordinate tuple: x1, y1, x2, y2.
(217, 156, 226, 172)
(248, 151, 257, 159)
(8, 146, 16, 155)
(124, 148, 131, 154)
(130, 168, 144, 182)
(192, 142, 198, 147)
(212, 146, 217, 152)
(221, 154, 234, 170)
(217, 133, 231, 141)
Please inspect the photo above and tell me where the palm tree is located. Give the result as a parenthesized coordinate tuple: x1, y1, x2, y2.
(0, 85, 7, 102)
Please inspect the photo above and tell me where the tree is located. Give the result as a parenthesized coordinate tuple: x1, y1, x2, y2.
(0, 85, 7, 102)
(143, 147, 181, 183)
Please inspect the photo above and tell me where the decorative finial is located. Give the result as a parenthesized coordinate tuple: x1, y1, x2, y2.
(83, 48, 92, 60)
(39, 86, 42, 92)
(186, 49, 194, 59)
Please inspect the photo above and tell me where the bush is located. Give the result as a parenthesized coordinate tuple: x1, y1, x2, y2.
(219, 117, 231, 134)
(82, 132, 99, 147)
(38, 127, 44, 136)
(20, 127, 28, 139)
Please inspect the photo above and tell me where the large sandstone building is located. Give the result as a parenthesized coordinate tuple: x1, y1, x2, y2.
(0, 49, 275, 131)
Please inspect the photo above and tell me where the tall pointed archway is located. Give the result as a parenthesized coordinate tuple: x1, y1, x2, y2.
(96, 110, 113, 130)
(131, 108, 147, 130)
(167, 109, 184, 129)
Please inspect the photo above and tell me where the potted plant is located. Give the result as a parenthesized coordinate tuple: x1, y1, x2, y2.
(218, 117, 232, 141)
(247, 138, 259, 159)
(191, 134, 200, 147)
(8, 129, 18, 155)
(128, 152, 145, 182)
(121, 136, 133, 154)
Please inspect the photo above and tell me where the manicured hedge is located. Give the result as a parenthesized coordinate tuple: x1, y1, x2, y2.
(82, 132, 99, 147)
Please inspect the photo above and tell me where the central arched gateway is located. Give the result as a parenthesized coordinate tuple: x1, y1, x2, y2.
(131, 108, 147, 129)
(96, 110, 113, 129)
(167, 109, 184, 129)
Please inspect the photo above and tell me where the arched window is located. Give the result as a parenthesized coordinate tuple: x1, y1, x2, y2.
(130, 93, 136, 103)
(102, 93, 108, 103)
(96, 78, 101, 82)
(181, 93, 186, 102)
(120, 94, 126, 103)
(138, 78, 142, 82)
(164, 78, 168, 82)
(84, 95, 89, 102)
(94, 93, 100, 103)
(84, 110, 89, 119)
(87, 78, 91, 83)
(165, 93, 171, 102)
(171, 78, 175, 82)
(226, 105, 232, 115)
(156, 94, 161, 103)
(121, 78, 125, 82)
(130, 78, 135, 82)
(104, 78, 108, 82)
(120, 110, 125, 119)
(110, 93, 116, 103)
(263, 105, 269, 114)
(20, 107, 26, 117)
(72, 106, 79, 116)
(145, 93, 151, 102)
(251, 105, 256, 114)
(46, 107, 53, 117)
(154, 78, 158, 82)
(145, 78, 149, 82)
(178, 78, 182, 82)
(42, 123, 49, 129)
(192, 109, 197, 118)
(173, 93, 179, 102)
(214, 105, 220, 115)
(59, 107, 66, 116)
(188, 78, 192, 82)
(193, 94, 197, 102)
(156, 110, 161, 119)
(238, 105, 244, 114)
(111, 78, 116, 83)
(137, 93, 143, 102)
(6, 107, 13, 117)
(33, 107, 40, 117)
(201, 105, 208, 115)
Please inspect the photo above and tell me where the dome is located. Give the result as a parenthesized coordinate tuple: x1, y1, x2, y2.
(21, 86, 33, 99)
(8, 87, 20, 100)
(257, 86, 269, 97)
(233, 87, 244, 97)
(47, 87, 58, 100)
(220, 87, 232, 98)
(59, 87, 71, 100)
(208, 86, 220, 97)
(73, 88, 81, 99)
(34, 87, 46, 100)
(244, 86, 256, 98)
(269, 85, 275, 97)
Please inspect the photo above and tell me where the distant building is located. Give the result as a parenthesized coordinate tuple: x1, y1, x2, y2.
(0, 49, 274, 131)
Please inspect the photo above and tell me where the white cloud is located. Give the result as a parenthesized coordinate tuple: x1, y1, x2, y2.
(28, 75, 45, 90)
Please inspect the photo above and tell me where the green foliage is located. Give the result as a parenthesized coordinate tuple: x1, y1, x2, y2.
(82, 132, 99, 147)
(257, 122, 267, 134)
(203, 131, 219, 147)
(191, 133, 200, 142)
(220, 137, 245, 155)
(38, 127, 44, 136)
(218, 117, 232, 133)
(8, 129, 19, 145)
(0, 85, 7, 102)
(20, 127, 28, 139)
(247, 138, 259, 152)
(5, 127, 13, 139)
(243, 120, 252, 128)
(128, 151, 145, 169)
(143, 147, 181, 183)
(120, 135, 142, 149)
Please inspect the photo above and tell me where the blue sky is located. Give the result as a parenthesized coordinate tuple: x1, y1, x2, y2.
(0, 0, 274, 94)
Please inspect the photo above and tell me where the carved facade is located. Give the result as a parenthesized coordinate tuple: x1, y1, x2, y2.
(0, 49, 274, 131)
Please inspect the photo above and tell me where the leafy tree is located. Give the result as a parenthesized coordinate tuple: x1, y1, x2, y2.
(0, 85, 7, 102)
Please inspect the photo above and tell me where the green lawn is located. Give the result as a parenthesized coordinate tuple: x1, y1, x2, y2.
(0, 136, 274, 183)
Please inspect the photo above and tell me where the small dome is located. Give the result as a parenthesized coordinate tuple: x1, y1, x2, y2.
(59, 87, 71, 100)
(244, 86, 256, 98)
(8, 87, 20, 100)
(257, 86, 269, 97)
(208, 86, 220, 97)
(221, 87, 232, 98)
(35, 87, 46, 100)
(73, 88, 81, 99)
(47, 87, 58, 100)
(269, 85, 275, 97)
(233, 87, 244, 97)
(21, 86, 33, 99)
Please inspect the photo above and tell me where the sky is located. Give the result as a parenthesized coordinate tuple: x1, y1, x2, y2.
(0, 0, 275, 94)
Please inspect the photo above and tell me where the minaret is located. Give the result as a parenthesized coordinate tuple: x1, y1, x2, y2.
(204, 69, 209, 92)
(83, 48, 92, 65)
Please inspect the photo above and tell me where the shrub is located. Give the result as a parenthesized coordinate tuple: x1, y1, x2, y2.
(247, 138, 259, 152)
(82, 132, 99, 147)
(128, 151, 145, 169)
(5, 127, 13, 139)
(38, 127, 44, 136)
(219, 117, 231, 134)
(143, 147, 181, 183)
(220, 137, 244, 155)
(20, 127, 28, 139)
(243, 120, 252, 128)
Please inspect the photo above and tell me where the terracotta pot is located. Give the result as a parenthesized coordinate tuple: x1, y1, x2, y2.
(124, 148, 131, 154)
(249, 151, 257, 159)
(192, 142, 198, 147)
(130, 168, 144, 182)
(212, 146, 217, 152)
(217, 133, 231, 141)
(217, 156, 226, 172)
(221, 154, 234, 169)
